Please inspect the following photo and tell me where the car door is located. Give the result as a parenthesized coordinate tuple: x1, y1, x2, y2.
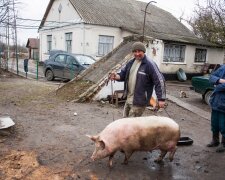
(52, 54, 66, 78)
(64, 55, 83, 79)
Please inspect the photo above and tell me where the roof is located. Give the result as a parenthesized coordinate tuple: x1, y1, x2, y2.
(39, 0, 220, 47)
(26, 38, 39, 49)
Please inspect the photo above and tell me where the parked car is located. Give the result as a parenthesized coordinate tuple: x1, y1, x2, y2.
(191, 75, 214, 105)
(49, 49, 66, 58)
(43, 52, 95, 81)
(191, 65, 221, 105)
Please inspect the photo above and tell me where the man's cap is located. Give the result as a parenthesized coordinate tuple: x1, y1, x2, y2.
(132, 42, 146, 53)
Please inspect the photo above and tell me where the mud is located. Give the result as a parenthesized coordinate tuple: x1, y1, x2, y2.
(0, 71, 224, 180)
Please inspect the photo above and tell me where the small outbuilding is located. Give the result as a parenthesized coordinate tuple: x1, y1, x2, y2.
(26, 38, 39, 60)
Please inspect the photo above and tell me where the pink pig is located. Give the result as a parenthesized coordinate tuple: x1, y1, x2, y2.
(87, 116, 180, 167)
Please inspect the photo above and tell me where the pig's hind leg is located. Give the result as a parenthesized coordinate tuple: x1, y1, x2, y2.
(154, 150, 167, 163)
(168, 146, 177, 162)
(123, 151, 133, 165)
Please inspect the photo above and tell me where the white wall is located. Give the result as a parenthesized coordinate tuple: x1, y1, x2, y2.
(94, 81, 124, 100)
(149, 41, 225, 74)
(75, 24, 132, 59)
(39, 23, 132, 61)
(46, 0, 80, 24)
(39, 0, 134, 61)
(147, 39, 164, 67)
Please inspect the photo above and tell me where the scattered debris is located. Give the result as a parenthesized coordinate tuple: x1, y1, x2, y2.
(0, 116, 15, 129)
(0, 150, 72, 179)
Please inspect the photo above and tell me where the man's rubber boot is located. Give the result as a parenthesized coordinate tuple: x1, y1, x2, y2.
(216, 136, 225, 153)
(207, 133, 220, 147)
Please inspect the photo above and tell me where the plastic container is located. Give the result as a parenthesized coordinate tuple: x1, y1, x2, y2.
(177, 136, 193, 146)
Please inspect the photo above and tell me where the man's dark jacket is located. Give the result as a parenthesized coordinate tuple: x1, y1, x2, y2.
(209, 65, 225, 113)
(118, 55, 166, 106)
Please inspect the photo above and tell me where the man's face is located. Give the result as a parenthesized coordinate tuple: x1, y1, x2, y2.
(133, 50, 145, 60)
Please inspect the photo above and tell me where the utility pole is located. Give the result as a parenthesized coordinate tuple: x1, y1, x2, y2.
(142, 1, 157, 42)
(13, 0, 18, 74)
(7, 4, 9, 71)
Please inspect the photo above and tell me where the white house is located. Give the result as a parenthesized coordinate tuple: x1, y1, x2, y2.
(38, 0, 224, 75)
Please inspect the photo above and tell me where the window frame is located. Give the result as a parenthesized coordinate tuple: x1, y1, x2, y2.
(194, 48, 207, 63)
(163, 43, 186, 63)
(47, 35, 52, 53)
(65, 32, 72, 53)
(98, 35, 114, 56)
(54, 54, 66, 64)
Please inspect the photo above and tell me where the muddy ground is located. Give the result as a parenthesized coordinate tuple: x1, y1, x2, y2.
(0, 69, 224, 180)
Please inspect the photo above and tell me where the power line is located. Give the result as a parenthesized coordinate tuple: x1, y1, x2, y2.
(17, 17, 81, 24)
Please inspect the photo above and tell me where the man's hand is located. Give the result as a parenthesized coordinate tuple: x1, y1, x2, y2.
(109, 71, 120, 80)
(219, 78, 225, 84)
(158, 101, 166, 109)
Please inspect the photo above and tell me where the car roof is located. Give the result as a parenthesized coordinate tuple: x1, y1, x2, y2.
(52, 52, 95, 60)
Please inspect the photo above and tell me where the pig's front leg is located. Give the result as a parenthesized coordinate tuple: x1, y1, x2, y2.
(154, 150, 167, 163)
(123, 151, 133, 165)
(108, 152, 116, 167)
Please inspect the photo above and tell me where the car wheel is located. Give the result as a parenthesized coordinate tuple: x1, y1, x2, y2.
(204, 90, 213, 105)
(46, 69, 54, 81)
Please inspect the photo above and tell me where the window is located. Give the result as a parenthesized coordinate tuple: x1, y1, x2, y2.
(98, 35, 114, 56)
(55, 54, 65, 64)
(66, 55, 77, 65)
(195, 48, 207, 63)
(163, 43, 185, 62)
(65, 32, 72, 53)
(47, 35, 52, 53)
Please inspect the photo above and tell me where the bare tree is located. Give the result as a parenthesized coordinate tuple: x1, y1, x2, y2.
(0, 0, 11, 24)
(0, 0, 20, 28)
(189, 0, 225, 46)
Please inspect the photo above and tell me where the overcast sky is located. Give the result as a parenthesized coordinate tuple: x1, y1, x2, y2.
(17, 0, 202, 45)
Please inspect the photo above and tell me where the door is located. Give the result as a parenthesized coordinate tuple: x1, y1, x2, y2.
(53, 54, 66, 78)
(64, 55, 83, 79)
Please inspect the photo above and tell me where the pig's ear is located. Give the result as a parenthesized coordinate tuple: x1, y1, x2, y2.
(99, 140, 105, 149)
(86, 134, 98, 142)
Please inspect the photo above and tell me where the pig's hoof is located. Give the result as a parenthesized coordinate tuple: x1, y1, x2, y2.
(108, 163, 113, 168)
(108, 160, 113, 167)
(122, 161, 128, 165)
(154, 158, 162, 163)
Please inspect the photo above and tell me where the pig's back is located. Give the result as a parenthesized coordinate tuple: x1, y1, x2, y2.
(105, 116, 179, 131)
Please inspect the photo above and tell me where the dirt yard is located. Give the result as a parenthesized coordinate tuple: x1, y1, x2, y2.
(0, 69, 224, 180)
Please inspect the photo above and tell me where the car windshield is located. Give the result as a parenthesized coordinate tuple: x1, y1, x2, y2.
(75, 55, 95, 65)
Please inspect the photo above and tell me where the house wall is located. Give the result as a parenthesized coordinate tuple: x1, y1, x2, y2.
(46, 0, 80, 24)
(147, 40, 224, 74)
(39, 0, 132, 61)
(39, 24, 132, 61)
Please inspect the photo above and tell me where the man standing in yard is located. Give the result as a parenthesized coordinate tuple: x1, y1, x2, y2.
(207, 64, 225, 153)
(110, 41, 166, 117)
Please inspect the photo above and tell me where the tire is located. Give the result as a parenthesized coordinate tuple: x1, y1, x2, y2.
(46, 69, 54, 81)
(204, 90, 213, 105)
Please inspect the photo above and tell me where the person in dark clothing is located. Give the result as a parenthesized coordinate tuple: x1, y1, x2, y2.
(110, 41, 166, 117)
(207, 65, 225, 153)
